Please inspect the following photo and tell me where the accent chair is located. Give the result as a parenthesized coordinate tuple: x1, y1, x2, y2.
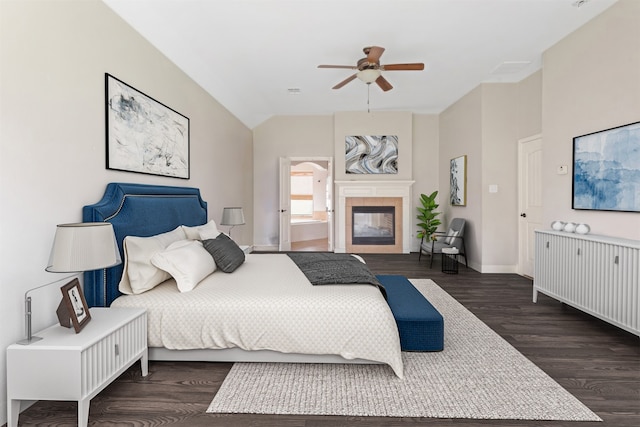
(419, 218, 468, 269)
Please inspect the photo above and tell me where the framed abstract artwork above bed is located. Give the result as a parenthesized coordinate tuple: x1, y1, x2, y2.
(572, 121, 640, 212)
(105, 73, 190, 179)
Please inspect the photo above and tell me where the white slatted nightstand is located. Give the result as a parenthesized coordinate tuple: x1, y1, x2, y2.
(7, 307, 148, 427)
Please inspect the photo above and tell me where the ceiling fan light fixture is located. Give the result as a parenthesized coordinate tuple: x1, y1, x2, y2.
(319, 46, 423, 91)
(357, 69, 381, 83)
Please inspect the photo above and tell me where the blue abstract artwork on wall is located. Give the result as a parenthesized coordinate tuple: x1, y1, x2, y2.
(572, 121, 640, 212)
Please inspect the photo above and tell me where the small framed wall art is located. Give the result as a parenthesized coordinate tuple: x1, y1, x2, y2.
(450, 155, 467, 206)
(105, 73, 190, 179)
(57, 278, 91, 333)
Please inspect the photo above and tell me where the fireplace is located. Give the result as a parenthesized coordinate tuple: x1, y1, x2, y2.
(352, 206, 395, 245)
(335, 180, 414, 254)
(344, 195, 405, 253)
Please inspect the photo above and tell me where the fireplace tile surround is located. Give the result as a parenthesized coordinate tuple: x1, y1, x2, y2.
(347, 197, 402, 253)
(335, 181, 414, 254)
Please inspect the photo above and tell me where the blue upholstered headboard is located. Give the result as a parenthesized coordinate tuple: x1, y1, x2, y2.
(82, 182, 208, 307)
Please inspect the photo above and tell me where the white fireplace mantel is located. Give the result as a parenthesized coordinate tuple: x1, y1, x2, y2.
(334, 181, 414, 253)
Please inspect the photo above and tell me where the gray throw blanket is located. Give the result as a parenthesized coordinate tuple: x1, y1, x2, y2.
(287, 253, 386, 299)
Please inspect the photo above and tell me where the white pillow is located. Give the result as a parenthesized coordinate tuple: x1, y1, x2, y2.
(199, 227, 221, 240)
(151, 240, 217, 292)
(445, 229, 459, 245)
(350, 254, 366, 264)
(118, 226, 187, 295)
(182, 219, 218, 240)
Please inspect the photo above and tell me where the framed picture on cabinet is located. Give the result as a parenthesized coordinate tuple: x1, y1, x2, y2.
(57, 279, 91, 333)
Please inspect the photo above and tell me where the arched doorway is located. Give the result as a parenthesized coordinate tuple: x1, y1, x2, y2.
(279, 157, 333, 252)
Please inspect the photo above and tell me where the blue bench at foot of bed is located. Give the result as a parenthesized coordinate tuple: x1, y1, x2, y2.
(376, 275, 444, 352)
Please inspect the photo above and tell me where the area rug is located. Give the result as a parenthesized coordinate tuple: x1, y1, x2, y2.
(207, 279, 601, 421)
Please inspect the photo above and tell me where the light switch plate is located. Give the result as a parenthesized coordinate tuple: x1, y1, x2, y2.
(489, 185, 498, 193)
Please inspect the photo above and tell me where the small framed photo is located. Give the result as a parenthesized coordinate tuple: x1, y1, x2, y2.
(57, 279, 91, 333)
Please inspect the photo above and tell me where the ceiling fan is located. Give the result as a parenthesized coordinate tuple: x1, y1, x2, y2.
(318, 46, 424, 92)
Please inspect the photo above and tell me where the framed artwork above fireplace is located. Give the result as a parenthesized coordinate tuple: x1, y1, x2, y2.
(345, 135, 398, 174)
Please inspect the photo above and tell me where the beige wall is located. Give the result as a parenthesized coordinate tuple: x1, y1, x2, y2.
(252, 115, 334, 248)
(252, 68, 542, 268)
(435, 0, 639, 271)
(542, 0, 640, 240)
(0, 1, 252, 423)
(411, 114, 440, 250)
(481, 84, 519, 270)
(253, 112, 439, 251)
(517, 70, 542, 140)
(439, 87, 484, 269)
(438, 75, 541, 273)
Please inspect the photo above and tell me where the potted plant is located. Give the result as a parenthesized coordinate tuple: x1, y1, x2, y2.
(416, 191, 442, 241)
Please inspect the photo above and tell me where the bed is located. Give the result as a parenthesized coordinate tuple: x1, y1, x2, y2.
(82, 183, 403, 377)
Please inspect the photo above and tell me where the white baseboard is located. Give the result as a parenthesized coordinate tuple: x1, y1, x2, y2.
(252, 244, 278, 252)
(478, 264, 518, 274)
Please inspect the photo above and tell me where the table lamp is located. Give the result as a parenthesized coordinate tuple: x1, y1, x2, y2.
(220, 207, 245, 238)
(18, 222, 121, 345)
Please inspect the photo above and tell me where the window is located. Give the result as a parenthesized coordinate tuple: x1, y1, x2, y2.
(291, 172, 313, 216)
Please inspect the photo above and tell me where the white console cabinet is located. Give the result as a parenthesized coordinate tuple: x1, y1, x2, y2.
(7, 307, 148, 427)
(534, 230, 639, 335)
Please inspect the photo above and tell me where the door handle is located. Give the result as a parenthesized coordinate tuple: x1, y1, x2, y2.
(279, 209, 287, 213)
(520, 213, 527, 218)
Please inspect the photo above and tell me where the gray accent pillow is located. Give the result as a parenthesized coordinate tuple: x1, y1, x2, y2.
(202, 233, 245, 273)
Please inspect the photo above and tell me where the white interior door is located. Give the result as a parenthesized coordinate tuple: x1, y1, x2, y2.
(278, 157, 291, 251)
(326, 158, 334, 251)
(518, 135, 543, 277)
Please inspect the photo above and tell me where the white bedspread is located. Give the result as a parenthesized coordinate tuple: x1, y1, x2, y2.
(111, 254, 403, 377)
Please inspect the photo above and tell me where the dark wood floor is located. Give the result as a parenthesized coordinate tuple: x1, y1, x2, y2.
(9, 253, 639, 427)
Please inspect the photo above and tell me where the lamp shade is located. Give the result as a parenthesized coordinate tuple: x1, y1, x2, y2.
(357, 69, 381, 83)
(220, 207, 245, 226)
(46, 223, 122, 272)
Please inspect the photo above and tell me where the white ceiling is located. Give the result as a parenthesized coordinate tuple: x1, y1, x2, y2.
(102, 0, 618, 129)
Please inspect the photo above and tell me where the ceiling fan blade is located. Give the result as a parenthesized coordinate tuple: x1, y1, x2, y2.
(375, 75, 393, 92)
(367, 46, 385, 63)
(318, 65, 358, 69)
(381, 63, 425, 71)
(332, 73, 358, 89)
